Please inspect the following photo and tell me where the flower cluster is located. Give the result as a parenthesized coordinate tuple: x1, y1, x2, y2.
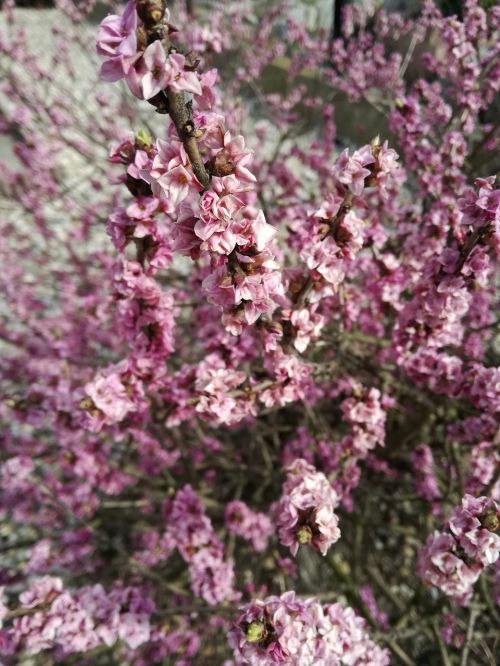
(418, 495, 500, 603)
(97, 1, 200, 99)
(96, 0, 284, 335)
(225, 500, 274, 553)
(228, 591, 390, 665)
(165, 485, 236, 605)
(276, 459, 340, 556)
(1, 577, 153, 658)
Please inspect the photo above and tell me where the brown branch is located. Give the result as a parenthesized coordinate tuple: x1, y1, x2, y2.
(165, 88, 210, 189)
(139, 1, 210, 189)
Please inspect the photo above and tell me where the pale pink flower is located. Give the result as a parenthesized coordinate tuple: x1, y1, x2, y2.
(291, 308, 325, 353)
(139, 41, 172, 100)
(225, 500, 273, 552)
(96, 1, 138, 58)
(96, 0, 139, 81)
(419, 495, 500, 603)
(167, 53, 202, 96)
(229, 592, 389, 665)
(332, 145, 375, 196)
(276, 459, 340, 556)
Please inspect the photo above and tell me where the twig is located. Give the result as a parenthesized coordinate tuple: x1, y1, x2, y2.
(165, 87, 210, 188)
(431, 620, 453, 666)
(385, 638, 417, 666)
(398, 31, 421, 80)
(460, 607, 479, 666)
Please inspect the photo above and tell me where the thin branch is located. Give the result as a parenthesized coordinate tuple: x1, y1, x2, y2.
(460, 607, 479, 666)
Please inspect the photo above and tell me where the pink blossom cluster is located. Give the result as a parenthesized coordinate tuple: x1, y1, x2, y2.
(465, 440, 500, 501)
(82, 359, 145, 431)
(96, 1, 284, 336)
(340, 386, 389, 456)
(165, 485, 237, 605)
(228, 591, 390, 665)
(418, 494, 500, 603)
(295, 142, 399, 294)
(276, 459, 340, 556)
(331, 386, 392, 509)
(279, 384, 391, 510)
(225, 500, 274, 553)
(1, 577, 154, 658)
(97, 1, 200, 99)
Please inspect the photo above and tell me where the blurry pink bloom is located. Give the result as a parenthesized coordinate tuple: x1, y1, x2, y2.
(96, 0, 137, 58)
(333, 145, 375, 196)
(225, 500, 273, 552)
(96, 1, 139, 81)
(276, 459, 340, 556)
(140, 41, 172, 100)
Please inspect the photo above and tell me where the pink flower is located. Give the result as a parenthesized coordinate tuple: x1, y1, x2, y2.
(276, 459, 340, 556)
(126, 49, 202, 100)
(419, 495, 500, 603)
(83, 362, 138, 428)
(290, 308, 325, 353)
(139, 41, 172, 100)
(194, 191, 245, 254)
(332, 145, 375, 196)
(229, 592, 389, 665)
(374, 140, 400, 197)
(225, 500, 273, 552)
(96, 1, 137, 58)
(167, 53, 202, 96)
(145, 139, 202, 204)
(96, 0, 139, 81)
(410, 444, 441, 504)
(196, 68, 218, 110)
(220, 131, 257, 183)
(126, 196, 159, 220)
(19, 577, 63, 609)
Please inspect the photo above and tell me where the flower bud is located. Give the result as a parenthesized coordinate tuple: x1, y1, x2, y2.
(136, 0, 165, 27)
(135, 128, 152, 151)
(296, 525, 313, 545)
(245, 620, 266, 643)
(79, 396, 94, 410)
(481, 510, 499, 532)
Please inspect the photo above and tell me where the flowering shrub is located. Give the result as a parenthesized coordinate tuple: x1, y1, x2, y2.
(0, 0, 499, 663)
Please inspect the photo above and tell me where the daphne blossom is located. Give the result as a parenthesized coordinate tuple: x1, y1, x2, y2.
(228, 591, 390, 665)
(419, 495, 500, 603)
(276, 459, 340, 556)
(96, 0, 139, 81)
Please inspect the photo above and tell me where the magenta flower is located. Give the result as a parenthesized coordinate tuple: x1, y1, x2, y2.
(96, 1, 137, 58)
(229, 592, 389, 665)
(139, 41, 172, 100)
(96, 0, 139, 81)
(419, 495, 500, 603)
(332, 145, 375, 196)
(276, 459, 340, 556)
